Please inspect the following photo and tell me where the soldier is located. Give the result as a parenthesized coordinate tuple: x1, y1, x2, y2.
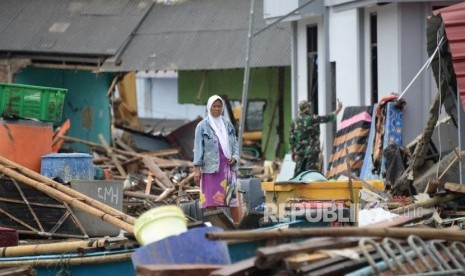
(289, 99, 343, 177)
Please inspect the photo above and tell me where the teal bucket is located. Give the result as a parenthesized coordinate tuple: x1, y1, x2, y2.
(41, 153, 94, 183)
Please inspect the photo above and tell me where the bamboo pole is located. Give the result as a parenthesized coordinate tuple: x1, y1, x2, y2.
(0, 252, 133, 268)
(0, 164, 134, 233)
(18, 230, 86, 239)
(206, 227, 464, 242)
(0, 156, 135, 225)
(0, 239, 110, 257)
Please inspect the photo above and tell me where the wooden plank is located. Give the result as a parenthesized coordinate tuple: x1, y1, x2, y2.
(99, 134, 127, 178)
(106, 74, 121, 98)
(255, 238, 358, 269)
(136, 264, 224, 276)
(143, 148, 180, 157)
(210, 257, 257, 276)
(391, 193, 461, 214)
(445, 182, 465, 194)
(113, 137, 136, 153)
(176, 173, 194, 205)
(145, 173, 153, 195)
(284, 252, 329, 270)
(142, 157, 174, 188)
(124, 191, 158, 201)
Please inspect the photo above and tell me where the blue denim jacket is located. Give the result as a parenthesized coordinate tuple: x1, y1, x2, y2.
(193, 117, 240, 173)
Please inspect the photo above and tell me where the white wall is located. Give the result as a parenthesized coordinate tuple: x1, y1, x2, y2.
(296, 15, 337, 169)
(136, 71, 205, 120)
(377, 4, 401, 100)
(398, 2, 435, 144)
(329, 8, 363, 107)
(376, 2, 435, 144)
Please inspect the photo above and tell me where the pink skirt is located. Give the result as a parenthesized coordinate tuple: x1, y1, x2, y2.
(200, 142, 238, 208)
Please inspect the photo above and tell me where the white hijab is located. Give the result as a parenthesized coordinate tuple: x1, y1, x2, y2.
(207, 95, 231, 159)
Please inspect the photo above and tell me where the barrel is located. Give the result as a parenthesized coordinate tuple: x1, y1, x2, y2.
(41, 153, 93, 183)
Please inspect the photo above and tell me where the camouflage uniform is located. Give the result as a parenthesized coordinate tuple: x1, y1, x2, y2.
(289, 100, 336, 177)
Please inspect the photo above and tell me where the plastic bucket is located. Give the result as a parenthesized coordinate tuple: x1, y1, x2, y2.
(134, 205, 188, 245)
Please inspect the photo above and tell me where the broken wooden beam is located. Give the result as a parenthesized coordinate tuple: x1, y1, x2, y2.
(142, 156, 175, 188)
(123, 191, 159, 201)
(206, 227, 464, 242)
(99, 133, 127, 178)
(255, 238, 359, 269)
(391, 193, 461, 215)
(445, 182, 465, 194)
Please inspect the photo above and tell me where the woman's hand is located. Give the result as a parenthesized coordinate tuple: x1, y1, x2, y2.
(194, 167, 201, 185)
(228, 158, 237, 166)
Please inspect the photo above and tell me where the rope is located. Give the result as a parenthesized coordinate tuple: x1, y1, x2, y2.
(55, 254, 71, 276)
(399, 36, 444, 100)
(436, 31, 443, 178)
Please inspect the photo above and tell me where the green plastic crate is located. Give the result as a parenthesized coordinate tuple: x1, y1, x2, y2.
(0, 82, 66, 122)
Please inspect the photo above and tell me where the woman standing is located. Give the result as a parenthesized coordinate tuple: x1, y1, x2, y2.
(193, 95, 242, 223)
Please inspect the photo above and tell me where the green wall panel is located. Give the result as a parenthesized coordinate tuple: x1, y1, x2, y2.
(15, 67, 113, 153)
(179, 67, 291, 160)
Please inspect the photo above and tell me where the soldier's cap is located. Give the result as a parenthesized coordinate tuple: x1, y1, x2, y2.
(298, 100, 311, 111)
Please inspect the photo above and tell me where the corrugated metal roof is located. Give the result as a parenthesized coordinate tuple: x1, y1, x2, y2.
(434, 2, 465, 109)
(100, 0, 291, 72)
(0, 0, 151, 56)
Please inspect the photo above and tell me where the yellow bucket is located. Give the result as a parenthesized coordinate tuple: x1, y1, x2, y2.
(134, 205, 188, 245)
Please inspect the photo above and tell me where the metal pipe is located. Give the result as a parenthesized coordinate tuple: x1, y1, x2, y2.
(238, 0, 256, 157)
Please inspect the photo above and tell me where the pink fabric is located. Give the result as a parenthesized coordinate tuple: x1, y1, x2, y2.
(339, 111, 372, 130)
(200, 140, 238, 208)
